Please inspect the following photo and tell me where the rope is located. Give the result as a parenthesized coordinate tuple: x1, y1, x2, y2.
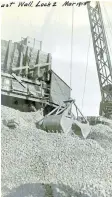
(70, 5, 74, 95)
(81, 35, 91, 111)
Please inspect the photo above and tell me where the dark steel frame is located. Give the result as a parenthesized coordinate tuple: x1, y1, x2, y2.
(87, 2, 112, 117)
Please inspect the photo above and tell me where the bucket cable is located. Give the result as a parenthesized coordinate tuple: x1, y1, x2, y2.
(102, 3, 112, 55)
(70, 5, 74, 96)
(102, 3, 112, 35)
(81, 35, 91, 111)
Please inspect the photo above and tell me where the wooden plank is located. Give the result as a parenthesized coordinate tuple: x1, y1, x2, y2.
(18, 44, 24, 75)
(12, 73, 26, 88)
(46, 53, 52, 81)
(12, 63, 51, 71)
(47, 53, 52, 67)
(5, 40, 12, 72)
(33, 62, 51, 69)
(12, 73, 38, 96)
(10, 43, 17, 70)
(18, 52, 23, 75)
(33, 50, 40, 80)
(12, 65, 29, 71)
(1, 72, 41, 86)
(25, 46, 30, 77)
(1, 90, 59, 108)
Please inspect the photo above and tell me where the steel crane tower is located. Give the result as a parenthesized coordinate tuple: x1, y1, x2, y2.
(87, 1, 112, 118)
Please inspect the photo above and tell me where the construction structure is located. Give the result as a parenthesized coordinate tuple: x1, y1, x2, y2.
(1, 36, 90, 138)
(1, 37, 71, 115)
(87, 2, 112, 118)
(1, 1, 112, 138)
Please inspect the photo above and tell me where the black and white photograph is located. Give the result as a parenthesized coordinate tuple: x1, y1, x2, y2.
(1, 0, 112, 196)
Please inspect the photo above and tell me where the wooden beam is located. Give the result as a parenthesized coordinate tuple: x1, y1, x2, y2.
(1, 72, 41, 86)
(12, 73, 26, 88)
(18, 52, 23, 75)
(12, 65, 29, 71)
(1, 90, 59, 108)
(29, 63, 51, 70)
(25, 46, 30, 77)
(18, 44, 24, 75)
(4, 40, 12, 72)
(11, 43, 17, 70)
(12, 63, 51, 71)
(47, 53, 52, 69)
(46, 53, 52, 81)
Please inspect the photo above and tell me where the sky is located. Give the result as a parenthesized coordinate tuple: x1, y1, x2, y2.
(1, 1, 112, 116)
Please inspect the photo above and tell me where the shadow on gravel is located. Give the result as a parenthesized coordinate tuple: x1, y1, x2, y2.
(2, 183, 90, 197)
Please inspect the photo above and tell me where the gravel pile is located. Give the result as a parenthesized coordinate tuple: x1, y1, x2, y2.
(88, 124, 112, 156)
(1, 105, 112, 197)
(1, 106, 43, 127)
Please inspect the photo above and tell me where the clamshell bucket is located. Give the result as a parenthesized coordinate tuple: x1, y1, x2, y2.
(39, 114, 73, 133)
(37, 99, 91, 138)
(72, 120, 91, 139)
(37, 103, 74, 134)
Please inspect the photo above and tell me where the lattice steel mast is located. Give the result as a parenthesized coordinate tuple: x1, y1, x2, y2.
(87, 2, 112, 118)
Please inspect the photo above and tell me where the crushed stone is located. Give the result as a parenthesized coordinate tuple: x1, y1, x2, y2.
(1, 105, 112, 197)
(88, 124, 112, 155)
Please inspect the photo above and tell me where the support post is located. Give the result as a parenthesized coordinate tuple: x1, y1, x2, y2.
(4, 40, 12, 73)
(33, 50, 40, 80)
